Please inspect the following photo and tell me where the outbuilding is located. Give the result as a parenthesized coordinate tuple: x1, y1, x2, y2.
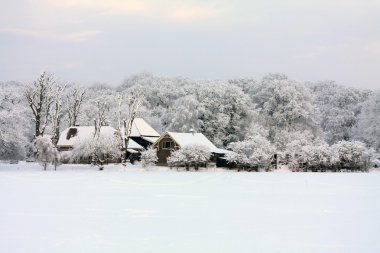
(152, 131, 229, 166)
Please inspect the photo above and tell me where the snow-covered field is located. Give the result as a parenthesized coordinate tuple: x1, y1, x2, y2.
(1, 162, 380, 253)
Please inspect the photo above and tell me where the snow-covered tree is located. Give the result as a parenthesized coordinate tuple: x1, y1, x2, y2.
(196, 81, 252, 146)
(252, 73, 321, 142)
(308, 81, 370, 144)
(299, 143, 330, 168)
(34, 136, 59, 170)
(283, 134, 327, 170)
(163, 94, 201, 133)
(353, 91, 380, 152)
(167, 149, 187, 169)
(331, 140, 373, 171)
(71, 132, 121, 168)
(77, 83, 114, 126)
(119, 74, 252, 147)
(66, 86, 86, 127)
(0, 82, 30, 160)
(140, 147, 158, 167)
(228, 78, 258, 95)
(24, 72, 55, 137)
(226, 134, 275, 171)
(122, 88, 144, 164)
(51, 83, 67, 146)
(167, 144, 211, 170)
(94, 97, 111, 137)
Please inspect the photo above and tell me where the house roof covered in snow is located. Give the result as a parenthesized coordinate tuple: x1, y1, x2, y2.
(141, 136, 160, 144)
(125, 118, 160, 137)
(153, 132, 229, 154)
(57, 126, 143, 150)
(123, 139, 144, 150)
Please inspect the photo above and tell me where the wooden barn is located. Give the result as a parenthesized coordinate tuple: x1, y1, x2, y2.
(152, 131, 229, 166)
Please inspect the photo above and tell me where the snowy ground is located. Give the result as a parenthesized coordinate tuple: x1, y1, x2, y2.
(1, 162, 380, 253)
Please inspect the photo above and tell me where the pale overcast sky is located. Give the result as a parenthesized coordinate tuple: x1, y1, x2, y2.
(0, 0, 379, 89)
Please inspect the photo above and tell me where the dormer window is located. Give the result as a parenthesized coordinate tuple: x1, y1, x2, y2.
(66, 128, 78, 140)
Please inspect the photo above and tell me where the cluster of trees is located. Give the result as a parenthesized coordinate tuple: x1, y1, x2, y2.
(0, 72, 379, 170)
(283, 139, 372, 172)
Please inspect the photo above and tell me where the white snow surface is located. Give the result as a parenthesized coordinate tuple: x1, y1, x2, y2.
(1, 162, 380, 253)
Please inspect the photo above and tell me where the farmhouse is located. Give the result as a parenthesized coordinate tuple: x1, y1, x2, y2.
(57, 125, 144, 163)
(152, 131, 229, 166)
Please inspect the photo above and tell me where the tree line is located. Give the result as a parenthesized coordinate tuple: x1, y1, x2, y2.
(0, 72, 379, 170)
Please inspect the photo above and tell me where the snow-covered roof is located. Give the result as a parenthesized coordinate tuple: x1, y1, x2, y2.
(155, 132, 229, 153)
(127, 148, 139, 154)
(57, 126, 143, 150)
(57, 126, 116, 147)
(127, 118, 160, 137)
(213, 148, 231, 154)
(125, 139, 144, 150)
(141, 136, 160, 144)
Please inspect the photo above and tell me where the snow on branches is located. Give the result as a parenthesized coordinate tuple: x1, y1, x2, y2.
(331, 140, 374, 170)
(1, 72, 380, 166)
(251, 74, 320, 142)
(354, 91, 380, 152)
(70, 132, 121, 167)
(34, 136, 59, 170)
(140, 147, 158, 167)
(283, 139, 373, 171)
(0, 82, 29, 160)
(226, 134, 275, 171)
(167, 144, 211, 170)
(24, 72, 56, 137)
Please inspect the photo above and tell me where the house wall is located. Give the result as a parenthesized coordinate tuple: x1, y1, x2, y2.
(154, 135, 179, 165)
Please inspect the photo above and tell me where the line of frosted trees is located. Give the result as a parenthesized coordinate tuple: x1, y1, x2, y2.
(225, 137, 374, 172)
(0, 72, 379, 171)
(159, 136, 374, 172)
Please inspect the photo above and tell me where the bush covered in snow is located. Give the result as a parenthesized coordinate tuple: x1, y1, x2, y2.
(281, 139, 373, 172)
(281, 131, 325, 171)
(225, 134, 275, 171)
(331, 140, 373, 171)
(71, 133, 121, 167)
(34, 136, 59, 170)
(167, 144, 211, 170)
(140, 147, 158, 167)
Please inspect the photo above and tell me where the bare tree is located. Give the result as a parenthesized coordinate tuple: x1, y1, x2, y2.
(90, 97, 111, 168)
(51, 83, 67, 146)
(116, 94, 123, 131)
(67, 87, 86, 126)
(122, 89, 144, 164)
(94, 97, 110, 138)
(24, 72, 55, 137)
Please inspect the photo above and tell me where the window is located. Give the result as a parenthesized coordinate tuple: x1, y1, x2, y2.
(162, 141, 173, 149)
